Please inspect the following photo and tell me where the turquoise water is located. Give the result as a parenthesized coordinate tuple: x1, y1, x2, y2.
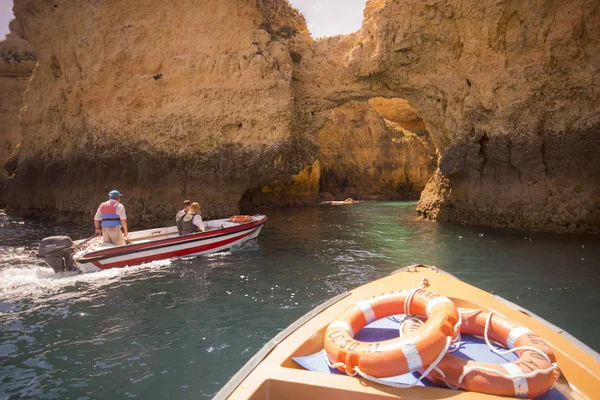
(0, 202, 598, 398)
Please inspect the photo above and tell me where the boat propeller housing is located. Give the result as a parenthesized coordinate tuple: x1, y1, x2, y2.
(38, 236, 77, 273)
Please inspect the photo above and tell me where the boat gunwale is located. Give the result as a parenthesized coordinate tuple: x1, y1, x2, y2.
(76, 216, 267, 263)
(493, 294, 600, 363)
(213, 291, 351, 400)
(396, 265, 600, 362)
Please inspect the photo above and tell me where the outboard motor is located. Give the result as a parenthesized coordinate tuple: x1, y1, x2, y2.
(38, 236, 77, 273)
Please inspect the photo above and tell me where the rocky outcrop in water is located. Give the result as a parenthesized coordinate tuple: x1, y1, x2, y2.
(289, 0, 600, 232)
(5, 0, 600, 232)
(384, 0, 600, 233)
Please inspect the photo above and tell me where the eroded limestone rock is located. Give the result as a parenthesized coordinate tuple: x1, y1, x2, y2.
(0, 21, 36, 204)
(5, 0, 599, 232)
(241, 100, 436, 207)
(317, 101, 435, 201)
(7, 0, 314, 224)
(292, 0, 600, 232)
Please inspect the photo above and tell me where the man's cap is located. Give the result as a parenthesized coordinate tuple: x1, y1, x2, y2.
(109, 190, 122, 199)
(183, 200, 191, 205)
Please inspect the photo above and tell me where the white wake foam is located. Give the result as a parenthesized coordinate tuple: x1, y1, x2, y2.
(0, 258, 172, 303)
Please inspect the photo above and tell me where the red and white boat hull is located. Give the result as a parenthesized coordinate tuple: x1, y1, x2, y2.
(73, 216, 266, 273)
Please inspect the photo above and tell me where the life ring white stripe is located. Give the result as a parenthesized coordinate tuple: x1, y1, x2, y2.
(329, 321, 355, 338)
(507, 327, 532, 349)
(357, 300, 376, 324)
(425, 296, 453, 316)
(401, 342, 423, 371)
(502, 363, 529, 398)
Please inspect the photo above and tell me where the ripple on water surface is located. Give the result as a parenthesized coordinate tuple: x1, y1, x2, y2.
(0, 204, 599, 399)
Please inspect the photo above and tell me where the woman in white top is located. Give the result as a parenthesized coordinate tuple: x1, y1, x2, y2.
(180, 202, 205, 234)
(189, 202, 205, 232)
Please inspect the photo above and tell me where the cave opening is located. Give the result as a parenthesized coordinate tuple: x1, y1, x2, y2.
(239, 97, 437, 210)
(315, 97, 436, 203)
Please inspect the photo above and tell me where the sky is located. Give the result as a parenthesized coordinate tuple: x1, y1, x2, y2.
(0, 0, 367, 40)
(288, 0, 367, 38)
(0, 0, 13, 39)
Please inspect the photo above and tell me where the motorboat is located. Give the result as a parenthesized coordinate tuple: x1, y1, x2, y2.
(215, 265, 600, 399)
(38, 215, 267, 273)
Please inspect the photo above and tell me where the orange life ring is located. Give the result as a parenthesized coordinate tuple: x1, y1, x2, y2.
(229, 215, 252, 223)
(421, 309, 559, 398)
(324, 289, 459, 378)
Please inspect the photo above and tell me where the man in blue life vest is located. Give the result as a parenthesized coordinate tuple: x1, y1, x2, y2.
(175, 200, 192, 235)
(94, 190, 128, 246)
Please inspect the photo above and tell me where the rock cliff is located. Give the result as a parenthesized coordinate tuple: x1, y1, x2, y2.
(5, 0, 599, 232)
(241, 99, 436, 207)
(0, 21, 35, 204)
(288, 0, 600, 232)
(7, 0, 316, 225)
(370, 0, 600, 233)
(318, 101, 435, 201)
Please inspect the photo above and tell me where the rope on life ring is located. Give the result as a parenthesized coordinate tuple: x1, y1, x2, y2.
(323, 279, 460, 387)
(415, 309, 559, 398)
